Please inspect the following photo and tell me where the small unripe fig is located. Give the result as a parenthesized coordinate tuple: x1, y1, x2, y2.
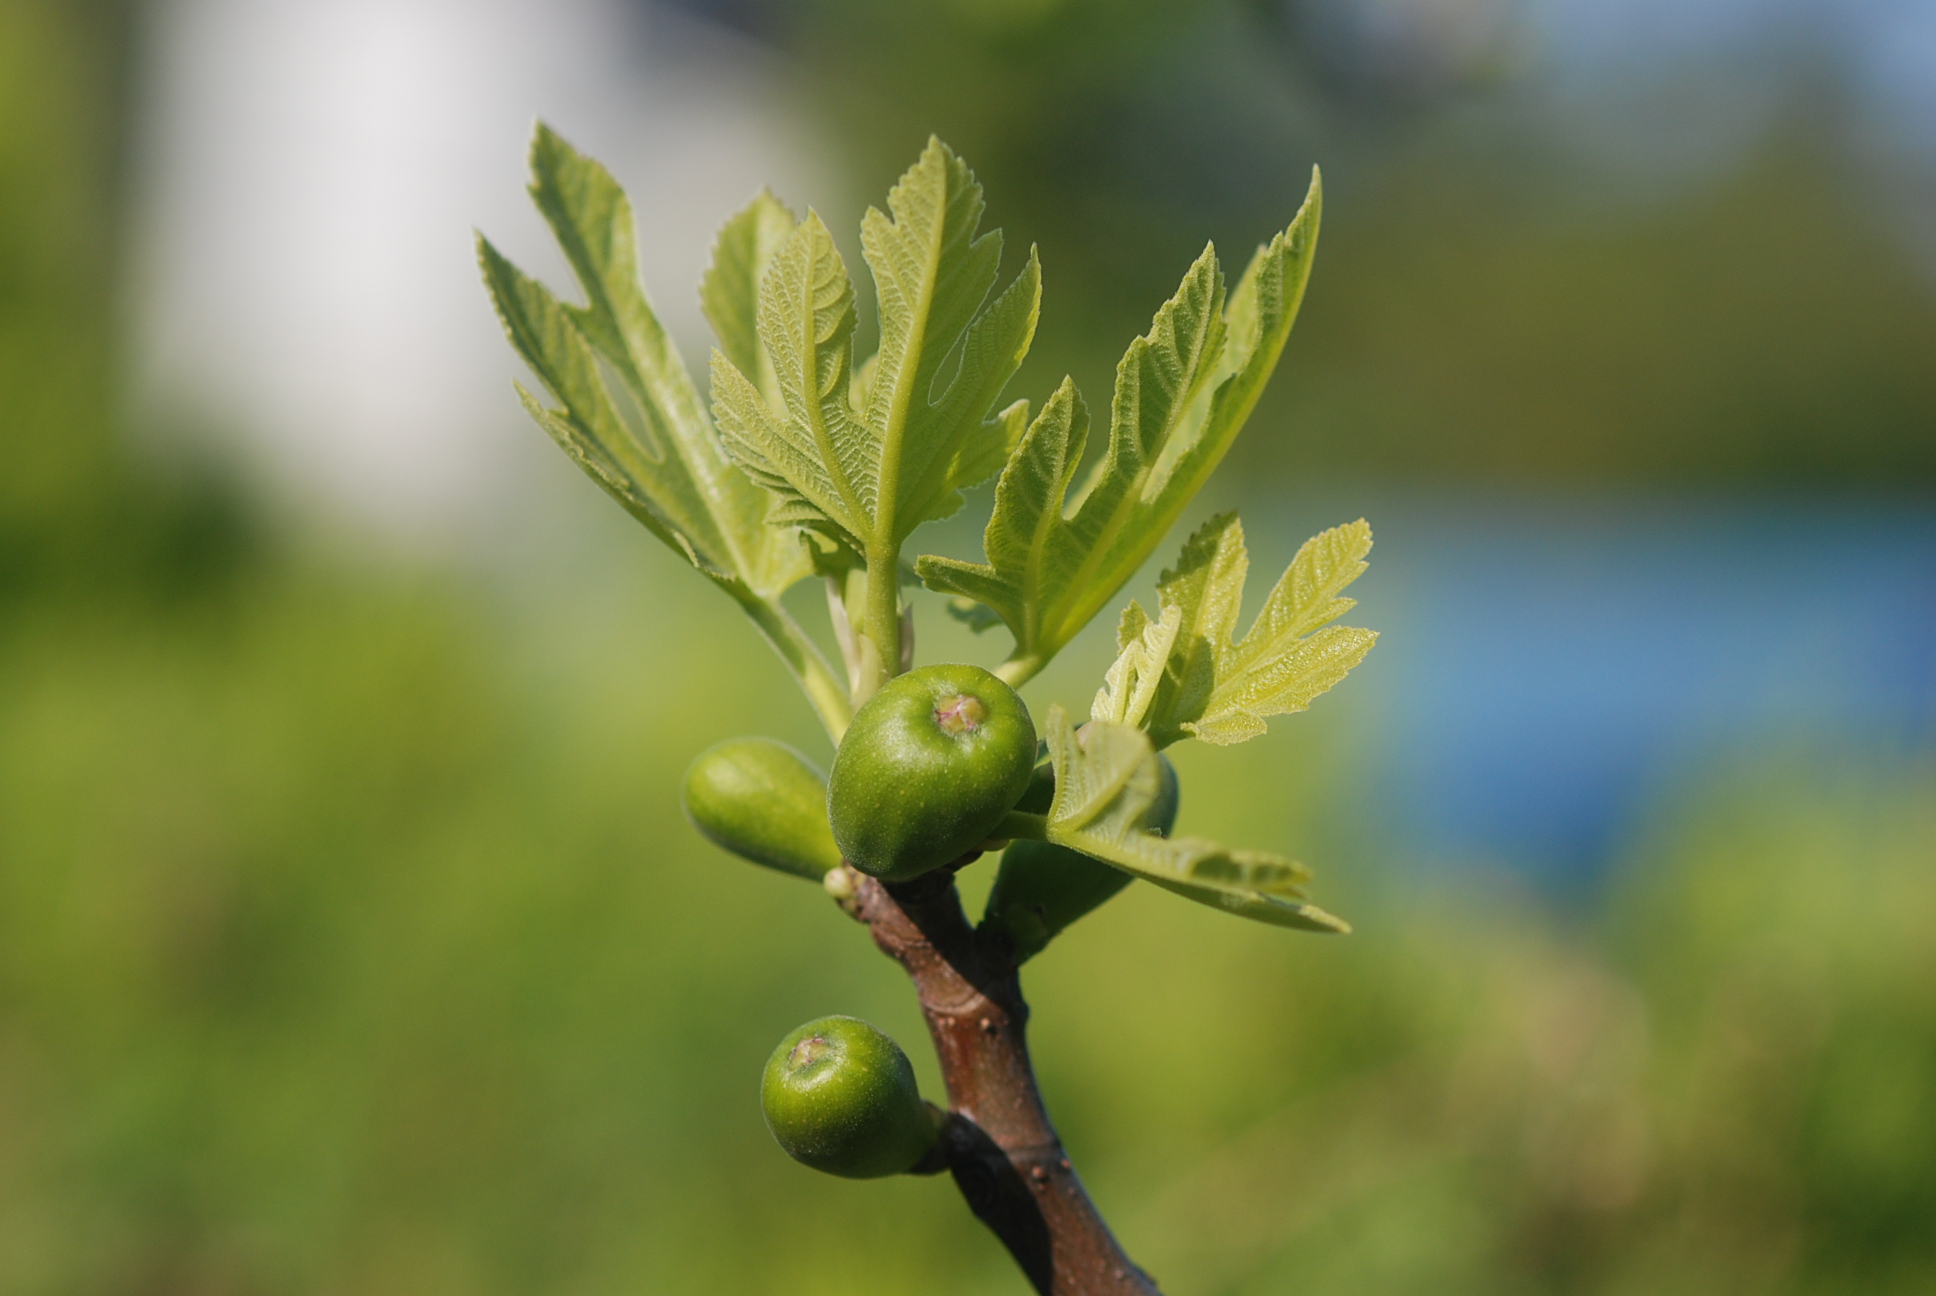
(761, 1016, 938, 1178)
(827, 664, 1036, 881)
(683, 738, 842, 880)
(983, 752, 1179, 961)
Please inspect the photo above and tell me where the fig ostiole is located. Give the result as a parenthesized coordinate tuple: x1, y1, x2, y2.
(683, 738, 842, 880)
(982, 752, 1180, 962)
(827, 664, 1037, 882)
(761, 1015, 940, 1179)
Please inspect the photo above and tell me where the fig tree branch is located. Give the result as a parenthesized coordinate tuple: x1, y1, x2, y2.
(833, 863, 1162, 1296)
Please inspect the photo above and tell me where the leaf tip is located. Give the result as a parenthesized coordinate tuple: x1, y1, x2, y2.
(528, 119, 573, 173)
(1304, 903, 1351, 935)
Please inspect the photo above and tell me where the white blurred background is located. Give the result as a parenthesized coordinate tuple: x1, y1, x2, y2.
(129, 0, 833, 540)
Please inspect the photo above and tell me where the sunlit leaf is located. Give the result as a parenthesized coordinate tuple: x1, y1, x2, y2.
(711, 138, 1040, 566)
(918, 171, 1321, 682)
(1127, 513, 1376, 748)
(1039, 705, 1346, 931)
(711, 211, 870, 544)
(1145, 877, 1351, 933)
(701, 189, 796, 416)
(479, 124, 809, 601)
(1090, 603, 1179, 728)
(480, 125, 848, 739)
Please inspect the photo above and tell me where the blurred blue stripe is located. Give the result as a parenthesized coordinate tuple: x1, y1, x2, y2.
(1255, 494, 1936, 874)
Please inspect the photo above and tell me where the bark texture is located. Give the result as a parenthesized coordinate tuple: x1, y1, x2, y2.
(835, 864, 1162, 1296)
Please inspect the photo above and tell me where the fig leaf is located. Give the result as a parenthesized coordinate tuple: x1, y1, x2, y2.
(479, 126, 850, 739)
(701, 189, 797, 418)
(479, 126, 809, 602)
(1101, 513, 1377, 748)
(1041, 705, 1347, 933)
(710, 138, 1040, 562)
(917, 171, 1321, 686)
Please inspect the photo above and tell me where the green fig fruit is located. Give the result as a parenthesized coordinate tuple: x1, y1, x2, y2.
(827, 664, 1037, 882)
(761, 1016, 939, 1178)
(684, 738, 842, 880)
(982, 752, 1179, 961)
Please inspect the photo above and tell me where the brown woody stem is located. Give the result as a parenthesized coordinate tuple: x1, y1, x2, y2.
(835, 864, 1162, 1296)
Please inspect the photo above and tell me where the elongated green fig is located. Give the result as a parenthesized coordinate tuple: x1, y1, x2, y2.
(683, 738, 842, 880)
(982, 752, 1179, 961)
(827, 664, 1036, 881)
(761, 1016, 939, 1178)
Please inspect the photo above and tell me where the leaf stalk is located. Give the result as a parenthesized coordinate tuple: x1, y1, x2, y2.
(991, 810, 1049, 842)
(995, 653, 1046, 690)
(858, 549, 904, 700)
(734, 591, 853, 743)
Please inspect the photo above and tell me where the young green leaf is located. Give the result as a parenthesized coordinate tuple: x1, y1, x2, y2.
(710, 212, 870, 543)
(479, 125, 810, 602)
(702, 189, 797, 415)
(918, 170, 1322, 686)
(862, 143, 1041, 531)
(1090, 603, 1179, 728)
(711, 138, 1041, 562)
(1145, 876, 1351, 933)
(479, 125, 849, 738)
(1040, 704, 1347, 932)
(1116, 513, 1376, 749)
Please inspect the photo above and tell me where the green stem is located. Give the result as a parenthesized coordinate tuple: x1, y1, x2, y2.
(990, 810, 1049, 842)
(859, 546, 903, 700)
(995, 653, 1045, 690)
(737, 592, 854, 744)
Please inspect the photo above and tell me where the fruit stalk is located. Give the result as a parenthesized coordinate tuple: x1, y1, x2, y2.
(835, 864, 1162, 1296)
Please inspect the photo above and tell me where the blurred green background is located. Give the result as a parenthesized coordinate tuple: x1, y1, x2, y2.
(3, 0, 1933, 1293)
